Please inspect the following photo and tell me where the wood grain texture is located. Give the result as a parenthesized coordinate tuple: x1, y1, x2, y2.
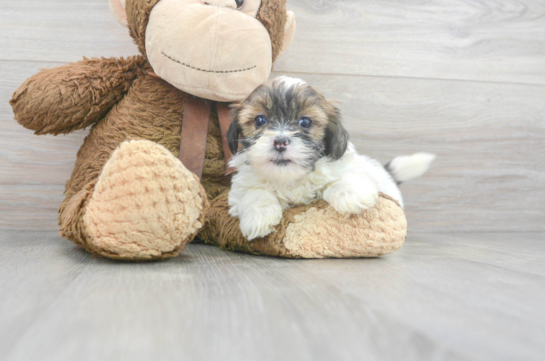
(276, 0, 545, 84)
(1, 230, 544, 361)
(0, 0, 138, 63)
(2, 0, 544, 84)
(0, 0, 544, 231)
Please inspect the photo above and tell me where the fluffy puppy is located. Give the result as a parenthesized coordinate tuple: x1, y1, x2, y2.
(227, 76, 435, 240)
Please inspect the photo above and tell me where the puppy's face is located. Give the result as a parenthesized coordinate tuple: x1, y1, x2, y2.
(228, 76, 349, 181)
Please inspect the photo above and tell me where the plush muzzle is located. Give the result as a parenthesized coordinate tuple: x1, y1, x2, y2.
(145, 0, 272, 102)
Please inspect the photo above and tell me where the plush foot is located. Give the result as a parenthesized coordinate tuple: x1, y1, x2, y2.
(83, 140, 208, 260)
(201, 193, 407, 259)
(279, 196, 406, 258)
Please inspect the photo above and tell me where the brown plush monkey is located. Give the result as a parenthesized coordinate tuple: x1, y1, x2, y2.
(10, 0, 407, 261)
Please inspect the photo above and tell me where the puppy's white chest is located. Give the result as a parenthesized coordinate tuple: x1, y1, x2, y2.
(272, 180, 325, 208)
(271, 160, 347, 207)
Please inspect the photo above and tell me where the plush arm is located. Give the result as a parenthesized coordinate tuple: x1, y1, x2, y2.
(10, 56, 145, 135)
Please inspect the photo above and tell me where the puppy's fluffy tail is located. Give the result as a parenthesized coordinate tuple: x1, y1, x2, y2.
(385, 153, 436, 184)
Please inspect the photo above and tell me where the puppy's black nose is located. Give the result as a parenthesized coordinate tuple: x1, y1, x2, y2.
(274, 137, 290, 151)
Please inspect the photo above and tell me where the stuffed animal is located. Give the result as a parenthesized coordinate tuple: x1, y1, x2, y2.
(10, 0, 407, 261)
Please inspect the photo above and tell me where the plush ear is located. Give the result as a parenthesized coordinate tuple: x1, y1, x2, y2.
(278, 11, 296, 56)
(324, 107, 349, 160)
(227, 117, 242, 155)
(109, 0, 128, 27)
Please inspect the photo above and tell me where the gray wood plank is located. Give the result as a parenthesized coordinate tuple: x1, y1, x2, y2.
(0, 231, 92, 359)
(1, 231, 544, 361)
(277, 0, 545, 85)
(2, 0, 545, 85)
(0, 185, 65, 230)
(0, 0, 137, 63)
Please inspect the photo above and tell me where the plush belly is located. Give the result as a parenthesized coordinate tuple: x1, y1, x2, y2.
(64, 74, 228, 200)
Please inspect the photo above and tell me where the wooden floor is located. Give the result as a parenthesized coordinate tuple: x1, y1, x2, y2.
(1, 1, 544, 360)
(1, 230, 544, 361)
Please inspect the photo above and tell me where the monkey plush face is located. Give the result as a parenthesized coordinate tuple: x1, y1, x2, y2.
(110, 0, 296, 102)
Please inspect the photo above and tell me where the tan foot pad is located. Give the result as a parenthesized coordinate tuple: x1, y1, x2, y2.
(84, 140, 208, 260)
(279, 196, 407, 258)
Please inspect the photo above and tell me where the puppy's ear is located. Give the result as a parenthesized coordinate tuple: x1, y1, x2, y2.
(227, 116, 241, 155)
(324, 107, 349, 160)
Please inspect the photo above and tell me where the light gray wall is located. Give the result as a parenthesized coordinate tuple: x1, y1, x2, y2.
(1, 0, 543, 232)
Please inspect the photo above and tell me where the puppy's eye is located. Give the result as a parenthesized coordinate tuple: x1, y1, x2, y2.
(298, 117, 313, 129)
(235, 0, 244, 9)
(254, 115, 268, 128)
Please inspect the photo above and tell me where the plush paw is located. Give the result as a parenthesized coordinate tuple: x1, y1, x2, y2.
(323, 177, 379, 215)
(84, 140, 207, 260)
(237, 205, 283, 241)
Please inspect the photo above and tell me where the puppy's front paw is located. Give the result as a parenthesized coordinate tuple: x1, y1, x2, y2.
(324, 178, 379, 215)
(238, 206, 283, 241)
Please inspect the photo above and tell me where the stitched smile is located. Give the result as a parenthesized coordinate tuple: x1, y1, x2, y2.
(162, 52, 257, 74)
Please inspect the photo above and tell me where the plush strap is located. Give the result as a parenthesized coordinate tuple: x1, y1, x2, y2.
(217, 103, 236, 176)
(179, 96, 211, 178)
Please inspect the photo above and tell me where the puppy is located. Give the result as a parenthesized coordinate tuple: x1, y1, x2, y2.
(227, 76, 435, 240)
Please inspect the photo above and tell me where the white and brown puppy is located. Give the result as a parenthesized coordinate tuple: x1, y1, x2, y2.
(227, 76, 435, 240)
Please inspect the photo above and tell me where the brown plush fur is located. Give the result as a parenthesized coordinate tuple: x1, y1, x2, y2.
(10, 0, 408, 261)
